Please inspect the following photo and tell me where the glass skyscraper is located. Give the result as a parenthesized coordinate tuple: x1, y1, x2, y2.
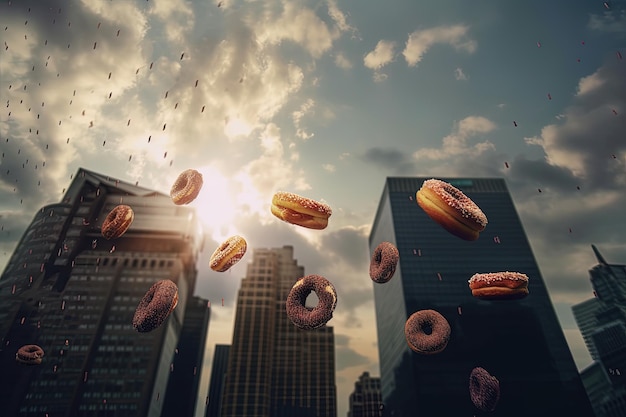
(0, 168, 207, 416)
(220, 245, 337, 417)
(369, 177, 593, 417)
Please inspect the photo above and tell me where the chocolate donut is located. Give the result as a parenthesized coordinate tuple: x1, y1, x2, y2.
(469, 367, 500, 412)
(416, 179, 487, 241)
(15, 344, 44, 365)
(101, 204, 134, 240)
(170, 169, 203, 205)
(210, 235, 247, 272)
(286, 275, 337, 330)
(369, 242, 399, 284)
(404, 309, 451, 354)
(132, 280, 179, 333)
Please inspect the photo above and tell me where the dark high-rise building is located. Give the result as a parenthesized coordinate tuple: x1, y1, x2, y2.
(220, 246, 337, 417)
(369, 177, 593, 417)
(0, 168, 206, 417)
(573, 245, 626, 417)
(347, 371, 382, 417)
(206, 344, 231, 417)
(162, 295, 211, 417)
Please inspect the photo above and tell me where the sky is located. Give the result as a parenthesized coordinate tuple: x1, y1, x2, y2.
(0, 0, 625, 416)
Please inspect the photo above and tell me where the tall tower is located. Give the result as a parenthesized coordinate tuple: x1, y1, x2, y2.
(220, 245, 337, 417)
(206, 344, 231, 417)
(369, 177, 593, 417)
(0, 168, 206, 417)
(347, 371, 382, 417)
(573, 245, 626, 416)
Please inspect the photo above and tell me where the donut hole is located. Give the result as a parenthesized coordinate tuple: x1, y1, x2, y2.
(421, 322, 433, 335)
(305, 291, 319, 309)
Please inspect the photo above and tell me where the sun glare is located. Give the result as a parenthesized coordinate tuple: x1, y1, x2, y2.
(190, 166, 238, 241)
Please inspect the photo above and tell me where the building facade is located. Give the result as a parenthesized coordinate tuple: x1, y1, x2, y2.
(573, 245, 626, 417)
(220, 246, 337, 417)
(347, 371, 382, 417)
(369, 177, 593, 417)
(0, 168, 206, 417)
(206, 344, 230, 417)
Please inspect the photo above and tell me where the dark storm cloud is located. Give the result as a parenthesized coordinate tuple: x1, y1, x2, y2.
(334, 334, 371, 371)
(361, 147, 415, 175)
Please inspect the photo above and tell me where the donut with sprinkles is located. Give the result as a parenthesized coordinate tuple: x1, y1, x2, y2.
(286, 275, 337, 330)
(132, 280, 179, 332)
(369, 242, 399, 283)
(405, 309, 451, 355)
(170, 169, 203, 205)
(469, 367, 500, 412)
(15, 344, 44, 365)
(271, 191, 332, 230)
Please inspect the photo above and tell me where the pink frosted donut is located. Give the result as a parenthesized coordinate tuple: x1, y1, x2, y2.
(469, 367, 500, 412)
(16, 344, 44, 365)
(101, 205, 134, 240)
(132, 280, 179, 332)
(405, 309, 451, 354)
(210, 235, 247, 272)
(369, 242, 399, 284)
(170, 169, 203, 205)
(286, 275, 337, 330)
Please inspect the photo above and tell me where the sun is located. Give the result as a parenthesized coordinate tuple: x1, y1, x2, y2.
(190, 166, 238, 241)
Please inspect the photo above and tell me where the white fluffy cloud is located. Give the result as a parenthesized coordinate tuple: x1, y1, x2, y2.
(402, 24, 477, 67)
(363, 40, 396, 70)
(413, 116, 496, 160)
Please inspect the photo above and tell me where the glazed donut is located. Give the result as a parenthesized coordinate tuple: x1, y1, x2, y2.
(468, 271, 529, 300)
(271, 191, 332, 230)
(286, 275, 337, 330)
(101, 205, 134, 240)
(170, 169, 203, 205)
(469, 367, 500, 412)
(15, 344, 44, 365)
(210, 235, 247, 272)
(416, 179, 487, 241)
(369, 242, 399, 284)
(404, 309, 451, 355)
(132, 280, 179, 333)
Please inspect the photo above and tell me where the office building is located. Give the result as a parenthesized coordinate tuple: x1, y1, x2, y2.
(369, 177, 593, 416)
(162, 295, 211, 417)
(573, 245, 626, 417)
(220, 246, 337, 417)
(205, 344, 230, 417)
(0, 168, 206, 417)
(347, 371, 382, 417)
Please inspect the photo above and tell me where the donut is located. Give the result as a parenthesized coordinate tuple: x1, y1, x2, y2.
(469, 367, 500, 412)
(210, 235, 247, 272)
(15, 344, 44, 365)
(468, 271, 529, 300)
(101, 204, 134, 240)
(404, 309, 451, 355)
(369, 242, 399, 284)
(170, 169, 203, 205)
(271, 191, 332, 230)
(286, 275, 337, 330)
(132, 280, 179, 333)
(416, 179, 487, 241)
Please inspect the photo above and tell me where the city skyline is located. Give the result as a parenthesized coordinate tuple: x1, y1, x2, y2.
(0, 168, 207, 416)
(369, 177, 592, 416)
(2, 1, 625, 416)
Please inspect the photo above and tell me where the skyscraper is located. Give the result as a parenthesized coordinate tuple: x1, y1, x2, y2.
(573, 245, 626, 417)
(369, 177, 593, 417)
(161, 295, 211, 417)
(206, 344, 231, 417)
(347, 371, 382, 417)
(220, 245, 337, 417)
(0, 168, 206, 417)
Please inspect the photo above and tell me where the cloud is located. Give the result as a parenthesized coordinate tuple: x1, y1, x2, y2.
(402, 24, 477, 67)
(323, 164, 336, 172)
(361, 148, 415, 175)
(413, 116, 496, 160)
(334, 52, 353, 69)
(524, 61, 625, 185)
(292, 98, 316, 140)
(364, 40, 396, 70)
(454, 67, 468, 80)
(588, 10, 626, 34)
